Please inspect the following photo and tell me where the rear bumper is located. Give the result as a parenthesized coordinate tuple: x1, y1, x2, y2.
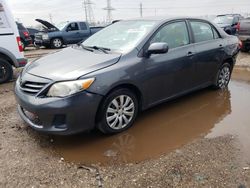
(15, 78, 103, 135)
(23, 37, 33, 46)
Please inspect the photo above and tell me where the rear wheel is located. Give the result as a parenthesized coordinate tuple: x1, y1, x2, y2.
(51, 38, 63, 49)
(97, 88, 138, 134)
(213, 63, 232, 89)
(0, 58, 13, 84)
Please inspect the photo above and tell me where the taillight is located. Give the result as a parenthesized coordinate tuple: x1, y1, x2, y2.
(16, 37, 23, 52)
(236, 22, 240, 31)
(23, 31, 29, 37)
(239, 40, 243, 49)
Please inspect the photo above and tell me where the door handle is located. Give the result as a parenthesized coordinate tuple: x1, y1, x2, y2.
(187, 51, 195, 57)
(219, 44, 224, 50)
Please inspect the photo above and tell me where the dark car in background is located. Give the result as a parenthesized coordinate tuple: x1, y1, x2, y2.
(238, 18, 250, 52)
(16, 22, 32, 50)
(213, 14, 243, 35)
(27, 27, 40, 44)
(15, 17, 240, 135)
(34, 19, 104, 48)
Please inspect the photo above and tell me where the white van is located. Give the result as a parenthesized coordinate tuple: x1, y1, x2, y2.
(0, 0, 27, 83)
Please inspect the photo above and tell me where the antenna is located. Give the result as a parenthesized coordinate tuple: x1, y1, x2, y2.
(103, 0, 115, 23)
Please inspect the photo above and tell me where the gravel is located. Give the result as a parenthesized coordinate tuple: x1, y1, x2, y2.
(0, 51, 249, 187)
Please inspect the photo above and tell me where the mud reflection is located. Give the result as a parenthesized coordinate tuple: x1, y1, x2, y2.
(54, 86, 233, 165)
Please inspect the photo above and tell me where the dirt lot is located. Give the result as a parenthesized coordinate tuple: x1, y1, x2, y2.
(0, 49, 250, 187)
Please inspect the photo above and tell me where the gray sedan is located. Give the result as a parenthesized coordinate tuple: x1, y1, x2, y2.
(15, 17, 240, 135)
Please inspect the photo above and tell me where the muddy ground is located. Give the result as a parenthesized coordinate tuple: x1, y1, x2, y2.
(0, 50, 250, 187)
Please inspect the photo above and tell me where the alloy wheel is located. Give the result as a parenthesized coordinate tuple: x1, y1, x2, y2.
(53, 39, 62, 48)
(217, 66, 230, 89)
(106, 95, 135, 130)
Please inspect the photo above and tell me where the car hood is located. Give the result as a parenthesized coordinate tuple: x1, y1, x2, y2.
(216, 23, 231, 28)
(26, 47, 122, 81)
(35, 19, 59, 31)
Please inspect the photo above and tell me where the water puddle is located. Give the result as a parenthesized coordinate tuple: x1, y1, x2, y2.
(53, 69, 250, 165)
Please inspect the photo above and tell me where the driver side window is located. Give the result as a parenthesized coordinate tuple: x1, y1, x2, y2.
(151, 21, 190, 49)
(67, 23, 79, 31)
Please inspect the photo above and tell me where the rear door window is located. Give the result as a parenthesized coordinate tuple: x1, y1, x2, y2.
(79, 22, 87, 30)
(151, 21, 190, 49)
(190, 21, 214, 43)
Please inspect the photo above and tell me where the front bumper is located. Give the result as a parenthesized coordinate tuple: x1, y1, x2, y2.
(15, 79, 103, 135)
(34, 39, 50, 47)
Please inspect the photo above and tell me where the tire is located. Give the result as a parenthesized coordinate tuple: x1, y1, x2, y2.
(0, 58, 13, 84)
(51, 38, 63, 49)
(213, 63, 232, 90)
(97, 88, 139, 134)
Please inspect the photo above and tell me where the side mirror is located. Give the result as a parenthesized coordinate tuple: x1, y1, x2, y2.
(147, 42, 169, 57)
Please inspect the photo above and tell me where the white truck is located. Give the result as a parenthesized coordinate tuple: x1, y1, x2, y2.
(0, 0, 27, 83)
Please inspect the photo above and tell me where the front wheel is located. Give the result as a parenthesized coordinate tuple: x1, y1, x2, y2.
(51, 38, 63, 49)
(213, 63, 232, 89)
(97, 88, 138, 134)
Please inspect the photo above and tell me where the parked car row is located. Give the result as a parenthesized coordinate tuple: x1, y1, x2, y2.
(213, 14, 250, 52)
(34, 19, 104, 49)
(213, 14, 243, 35)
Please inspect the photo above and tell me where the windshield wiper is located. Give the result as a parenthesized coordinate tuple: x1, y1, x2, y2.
(78, 43, 94, 52)
(88, 46, 111, 54)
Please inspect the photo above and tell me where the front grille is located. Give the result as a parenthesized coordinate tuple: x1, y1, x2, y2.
(35, 33, 42, 40)
(20, 81, 48, 95)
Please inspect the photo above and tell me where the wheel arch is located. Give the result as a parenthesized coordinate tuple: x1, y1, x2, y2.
(51, 36, 64, 44)
(0, 51, 16, 67)
(95, 83, 144, 123)
(222, 57, 234, 69)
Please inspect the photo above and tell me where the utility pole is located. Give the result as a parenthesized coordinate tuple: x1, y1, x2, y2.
(140, 3, 143, 17)
(83, 0, 95, 24)
(49, 13, 53, 24)
(103, 0, 115, 23)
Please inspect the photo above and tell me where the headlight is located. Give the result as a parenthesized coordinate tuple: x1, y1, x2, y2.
(42, 34, 49, 40)
(47, 78, 95, 97)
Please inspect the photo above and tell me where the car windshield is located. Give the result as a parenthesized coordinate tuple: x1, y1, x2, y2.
(82, 20, 157, 53)
(214, 16, 233, 25)
(56, 21, 68, 30)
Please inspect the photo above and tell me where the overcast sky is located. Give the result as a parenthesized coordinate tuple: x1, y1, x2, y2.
(8, 0, 250, 26)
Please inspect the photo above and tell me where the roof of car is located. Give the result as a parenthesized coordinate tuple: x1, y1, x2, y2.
(126, 16, 209, 23)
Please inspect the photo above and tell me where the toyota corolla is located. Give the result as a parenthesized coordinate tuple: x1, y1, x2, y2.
(15, 17, 240, 135)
